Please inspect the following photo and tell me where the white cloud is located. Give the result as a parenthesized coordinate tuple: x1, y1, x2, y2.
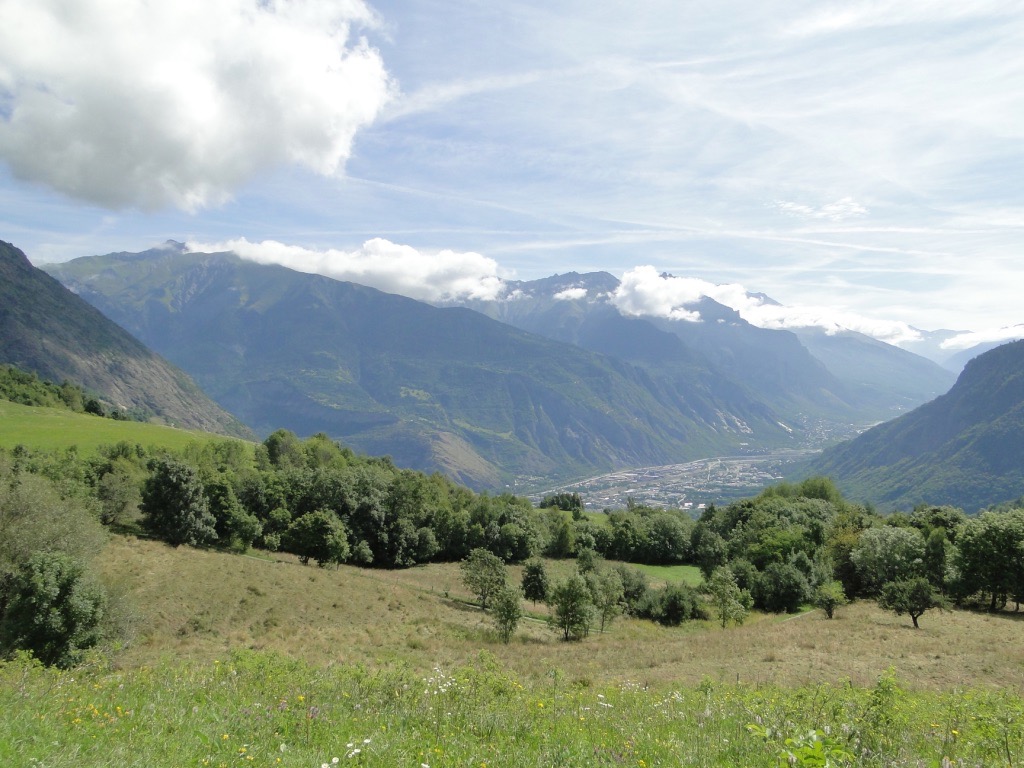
(940, 325, 1024, 351)
(0, 0, 392, 210)
(774, 197, 869, 222)
(611, 265, 921, 344)
(553, 287, 587, 301)
(189, 237, 507, 302)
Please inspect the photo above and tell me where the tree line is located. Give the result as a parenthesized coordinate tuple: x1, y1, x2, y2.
(3, 423, 1024, 663)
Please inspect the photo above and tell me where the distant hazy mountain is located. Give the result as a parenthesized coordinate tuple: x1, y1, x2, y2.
(0, 240, 252, 438)
(45, 247, 796, 489)
(791, 327, 955, 413)
(459, 271, 953, 427)
(803, 339, 1024, 511)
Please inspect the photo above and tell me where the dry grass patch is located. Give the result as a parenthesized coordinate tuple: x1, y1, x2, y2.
(98, 536, 1024, 692)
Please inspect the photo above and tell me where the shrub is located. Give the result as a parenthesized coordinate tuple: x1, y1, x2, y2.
(0, 552, 105, 668)
(755, 562, 809, 614)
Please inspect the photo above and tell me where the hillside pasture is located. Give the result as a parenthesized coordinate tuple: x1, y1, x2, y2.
(0, 399, 251, 455)
(98, 536, 1024, 693)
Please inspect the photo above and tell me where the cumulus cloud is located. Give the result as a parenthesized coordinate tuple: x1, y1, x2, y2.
(188, 237, 507, 302)
(940, 325, 1024, 350)
(611, 265, 920, 344)
(0, 0, 392, 210)
(553, 287, 588, 301)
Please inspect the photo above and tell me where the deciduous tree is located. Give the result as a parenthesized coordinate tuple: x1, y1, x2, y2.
(548, 574, 593, 641)
(141, 458, 217, 547)
(879, 577, 942, 628)
(460, 548, 507, 611)
(490, 585, 523, 643)
(705, 566, 751, 628)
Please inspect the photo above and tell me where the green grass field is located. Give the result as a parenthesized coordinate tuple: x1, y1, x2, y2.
(2, 534, 1023, 767)
(0, 399, 251, 455)
(629, 562, 703, 586)
(4, 403, 1024, 766)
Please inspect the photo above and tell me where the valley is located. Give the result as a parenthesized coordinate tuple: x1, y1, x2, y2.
(534, 449, 818, 511)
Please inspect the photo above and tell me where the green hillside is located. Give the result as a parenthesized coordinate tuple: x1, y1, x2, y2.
(0, 240, 252, 439)
(804, 339, 1024, 511)
(0, 399, 249, 456)
(45, 246, 787, 490)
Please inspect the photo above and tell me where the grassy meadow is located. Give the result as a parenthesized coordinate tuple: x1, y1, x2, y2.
(0, 399, 250, 456)
(3, 534, 1024, 767)
(3, 401, 1024, 766)
(95, 536, 1024, 691)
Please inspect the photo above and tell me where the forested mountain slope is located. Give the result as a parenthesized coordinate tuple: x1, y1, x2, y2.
(0, 241, 252, 438)
(804, 339, 1024, 511)
(461, 271, 954, 427)
(46, 246, 797, 488)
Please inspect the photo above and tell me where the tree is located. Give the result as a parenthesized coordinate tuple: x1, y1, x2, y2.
(813, 581, 849, 619)
(755, 562, 809, 614)
(879, 577, 942, 628)
(953, 510, 1024, 610)
(691, 524, 727, 578)
(850, 526, 925, 595)
(576, 547, 600, 574)
(588, 568, 624, 633)
(613, 564, 650, 615)
(96, 459, 142, 526)
(521, 559, 550, 605)
(141, 458, 217, 547)
(0, 552, 105, 668)
(206, 476, 261, 552)
(490, 585, 523, 643)
(460, 548, 507, 611)
(283, 509, 350, 567)
(548, 574, 593, 641)
(705, 566, 751, 628)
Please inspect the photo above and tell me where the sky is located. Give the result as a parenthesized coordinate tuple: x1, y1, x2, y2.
(1, 0, 1023, 350)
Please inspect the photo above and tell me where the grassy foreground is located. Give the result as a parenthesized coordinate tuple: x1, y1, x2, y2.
(3, 648, 1023, 767)
(4, 536, 1024, 766)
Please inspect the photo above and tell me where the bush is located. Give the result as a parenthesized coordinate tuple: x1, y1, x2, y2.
(813, 580, 849, 619)
(282, 509, 350, 567)
(0, 552, 106, 668)
(755, 562, 809, 614)
(613, 564, 650, 615)
(635, 583, 703, 626)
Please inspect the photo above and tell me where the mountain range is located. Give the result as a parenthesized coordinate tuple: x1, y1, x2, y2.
(455, 271, 955, 423)
(40, 243, 958, 490)
(803, 339, 1024, 512)
(0, 240, 252, 438)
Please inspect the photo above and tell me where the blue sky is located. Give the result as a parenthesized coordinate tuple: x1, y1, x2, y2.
(1, 0, 1022, 348)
